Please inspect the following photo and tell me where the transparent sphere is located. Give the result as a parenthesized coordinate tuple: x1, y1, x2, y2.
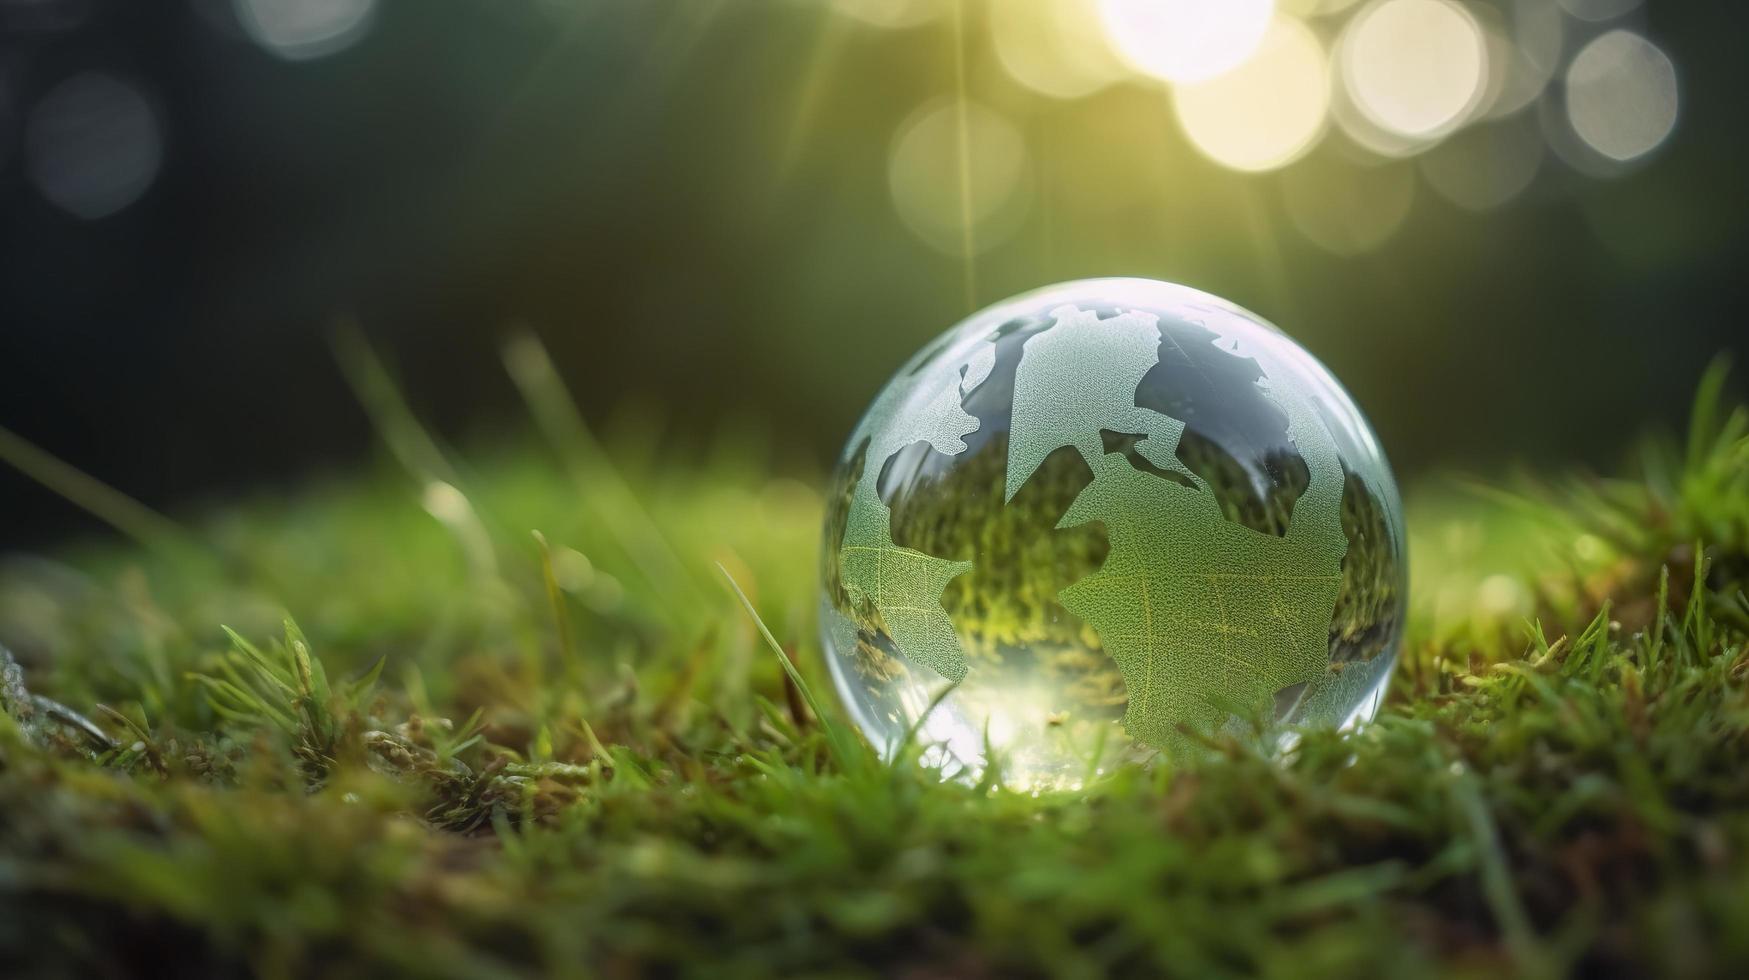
(819, 279, 1406, 788)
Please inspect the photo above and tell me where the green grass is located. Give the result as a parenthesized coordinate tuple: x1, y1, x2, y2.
(1, 348, 1747, 979)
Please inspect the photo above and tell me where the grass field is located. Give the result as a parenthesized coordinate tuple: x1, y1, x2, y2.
(1, 348, 1746, 978)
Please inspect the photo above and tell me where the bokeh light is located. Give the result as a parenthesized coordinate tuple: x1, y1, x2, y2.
(829, 0, 942, 30)
(1174, 17, 1329, 172)
(1098, 0, 1275, 84)
(989, 0, 1126, 100)
(1282, 152, 1416, 254)
(1279, 0, 1362, 16)
(234, 0, 377, 61)
(1565, 30, 1678, 164)
(25, 72, 163, 220)
(1556, 0, 1640, 22)
(888, 98, 1032, 256)
(1418, 115, 1543, 211)
(1475, 0, 1563, 120)
(1340, 0, 1486, 141)
(1330, 81, 1426, 158)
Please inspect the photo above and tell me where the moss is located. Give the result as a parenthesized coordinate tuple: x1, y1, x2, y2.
(0, 366, 1746, 977)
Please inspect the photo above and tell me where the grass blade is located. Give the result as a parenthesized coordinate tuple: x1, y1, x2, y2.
(0, 424, 195, 558)
(716, 562, 857, 768)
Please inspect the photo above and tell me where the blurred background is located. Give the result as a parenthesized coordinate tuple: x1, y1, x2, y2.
(1, 0, 1744, 547)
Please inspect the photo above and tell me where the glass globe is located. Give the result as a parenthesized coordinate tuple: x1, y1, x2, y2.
(819, 279, 1405, 788)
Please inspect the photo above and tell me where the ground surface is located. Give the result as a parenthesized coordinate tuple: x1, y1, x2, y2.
(0, 349, 1746, 979)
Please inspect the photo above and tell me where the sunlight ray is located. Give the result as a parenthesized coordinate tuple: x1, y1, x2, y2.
(777, 7, 855, 179)
(952, 0, 978, 309)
